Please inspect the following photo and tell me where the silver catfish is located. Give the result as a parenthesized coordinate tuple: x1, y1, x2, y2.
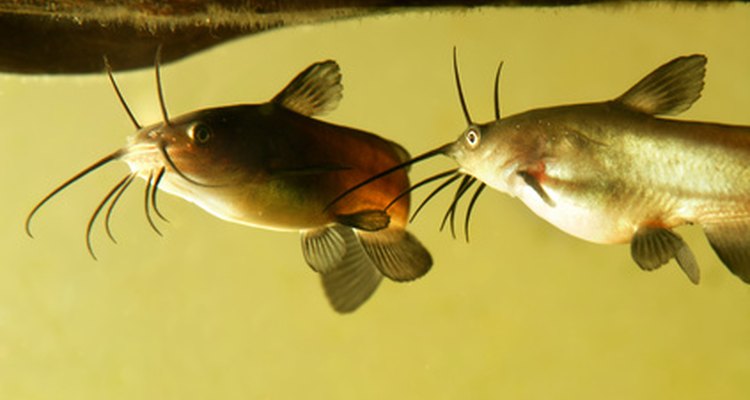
(336, 52, 750, 285)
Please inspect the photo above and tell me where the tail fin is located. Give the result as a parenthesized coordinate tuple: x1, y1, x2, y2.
(703, 221, 750, 283)
(357, 227, 432, 282)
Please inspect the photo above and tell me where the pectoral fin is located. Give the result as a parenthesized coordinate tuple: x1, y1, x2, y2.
(703, 221, 750, 284)
(336, 210, 390, 232)
(271, 60, 342, 116)
(616, 54, 706, 116)
(517, 170, 555, 207)
(630, 226, 700, 284)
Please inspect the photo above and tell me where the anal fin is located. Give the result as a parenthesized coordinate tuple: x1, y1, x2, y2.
(302, 224, 383, 313)
(703, 220, 750, 284)
(630, 226, 700, 284)
(358, 228, 432, 282)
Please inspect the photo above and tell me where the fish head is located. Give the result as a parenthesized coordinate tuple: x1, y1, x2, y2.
(121, 105, 273, 218)
(444, 120, 523, 194)
(445, 48, 521, 193)
(126, 106, 265, 184)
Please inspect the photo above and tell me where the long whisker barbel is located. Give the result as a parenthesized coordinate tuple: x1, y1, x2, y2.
(25, 149, 125, 238)
(104, 173, 136, 243)
(409, 172, 462, 224)
(440, 175, 474, 232)
(86, 174, 134, 260)
(158, 143, 221, 187)
(325, 144, 453, 212)
(144, 171, 163, 237)
(154, 45, 171, 126)
(440, 175, 477, 238)
(151, 167, 169, 222)
(384, 169, 459, 211)
(104, 55, 141, 130)
(453, 46, 474, 126)
(463, 183, 486, 243)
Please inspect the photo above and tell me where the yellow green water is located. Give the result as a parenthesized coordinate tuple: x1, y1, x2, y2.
(1, 5, 749, 399)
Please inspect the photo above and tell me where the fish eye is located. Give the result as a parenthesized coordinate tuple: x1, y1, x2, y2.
(190, 123, 212, 145)
(465, 128, 480, 148)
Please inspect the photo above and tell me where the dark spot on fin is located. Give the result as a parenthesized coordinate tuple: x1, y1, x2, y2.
(358, 228, 432, 282)
(271, 60, 342, 117)
(336, 210, 390, 232)
(630, 226, 700, 284)
(301, 225, 347, 274)
(703, 221, 750, 284)
(302, 225, 383, 313)
(518, 170, 555, 207)
(270, 164, 351, 177)
(615, 54, 706, 116)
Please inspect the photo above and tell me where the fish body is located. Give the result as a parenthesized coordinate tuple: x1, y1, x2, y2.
(28, 59, 432, 312)
(446, 54, 750, 283)
(455, 102, 750, 245)
(129, 104, 411, 231)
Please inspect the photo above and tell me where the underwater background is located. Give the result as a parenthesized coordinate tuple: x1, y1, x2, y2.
(1, 4, 749, 399)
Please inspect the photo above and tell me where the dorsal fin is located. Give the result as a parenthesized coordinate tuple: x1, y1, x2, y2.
(615, 54, 706, 116)
(271, 60, 343, 117)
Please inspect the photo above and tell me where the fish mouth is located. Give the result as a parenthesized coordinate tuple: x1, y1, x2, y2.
(325, 142, 487, 241)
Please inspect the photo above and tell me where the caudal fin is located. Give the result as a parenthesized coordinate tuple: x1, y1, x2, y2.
(703, 221, 750, 283)
(357, 227, 432, 282)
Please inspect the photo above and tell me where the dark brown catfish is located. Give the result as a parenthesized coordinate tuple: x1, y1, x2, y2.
(337, 52, 750, 285)
(26, 57, 432, 313)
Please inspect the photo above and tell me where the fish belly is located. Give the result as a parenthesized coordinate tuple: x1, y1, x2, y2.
(516, 183, 645, 244)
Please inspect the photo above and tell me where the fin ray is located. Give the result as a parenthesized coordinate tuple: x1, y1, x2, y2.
(616, 54, 706, 116)
(703, 220, 750, 284)
(271, 60, 342, 116)
(630, 226, 700, 284)
(314, 225, 383, 313)
(358, 228, 432, 282)
(301, 225, 347, 274)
